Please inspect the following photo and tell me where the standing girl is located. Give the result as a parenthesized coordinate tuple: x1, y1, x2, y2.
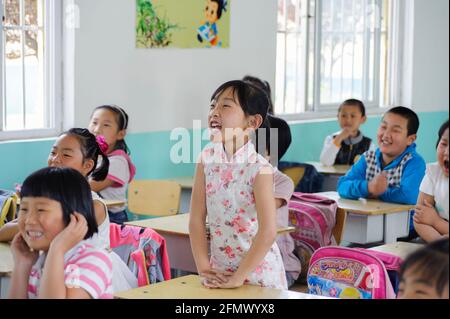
(88, 105, 136, 224)
(9, 167, 113, 299)
(189, 80, 287, 290)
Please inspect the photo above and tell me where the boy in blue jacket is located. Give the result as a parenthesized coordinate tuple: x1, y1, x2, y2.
(337, 107, 426, 205)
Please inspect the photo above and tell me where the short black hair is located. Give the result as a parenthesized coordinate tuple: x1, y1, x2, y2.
(20, 167, 98, 239)
(339, 99, 366, 117)
(265, 115, 292, 161)
(211, 80, 270, 125)
(385, 106, 420, 136)
(437, 120, 449, 148)
(62, 128, 110, 181)
(242, 75, 274, 114)
(399, 238, 449, 297)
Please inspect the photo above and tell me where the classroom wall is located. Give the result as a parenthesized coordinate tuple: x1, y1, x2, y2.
(71, 0, 278, 132)
(0, 0, 448, 190)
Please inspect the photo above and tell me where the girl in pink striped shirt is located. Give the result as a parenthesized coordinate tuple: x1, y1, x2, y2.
(9, 167, 113, 299)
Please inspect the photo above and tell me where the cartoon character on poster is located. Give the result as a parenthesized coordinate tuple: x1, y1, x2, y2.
(197, 0, 228, 47)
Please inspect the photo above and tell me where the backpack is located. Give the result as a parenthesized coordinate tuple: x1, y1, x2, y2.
(307, 246, 400, 299)
(109, 223, 171, 286)
(0, 190, 17, 227)
(288, 193, 337, 276)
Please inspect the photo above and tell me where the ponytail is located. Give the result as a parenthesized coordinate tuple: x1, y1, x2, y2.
(63, 128, 110, 181)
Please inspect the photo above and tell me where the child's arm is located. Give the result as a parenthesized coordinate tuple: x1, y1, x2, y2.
(93, 199, 107, 226)
(39, 213, 91, 299)
(8, 233, 39, 299)
(217, 167, 278, 289)
(320, 135, 340, 166)
(0, 220, 19, 242)
(337, 156, 370, 199)
(378, 157, 426, 204)
(89, 179, 115, 193)
(414, 192, 449, 242)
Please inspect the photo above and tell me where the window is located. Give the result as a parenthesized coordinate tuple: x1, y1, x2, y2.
(0, 0, 60, 140)
(276, 0, 398, 116)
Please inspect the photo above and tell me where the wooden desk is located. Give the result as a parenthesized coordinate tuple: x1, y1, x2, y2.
(306, 162, 350, 192)
(318, 192, 415, 244)
(168, 177, 194, 213)
(0, 243, 13, 299)
(126, 214, 295, 273)
(115, 275, 330, 299)
(370, 242, 424, 260)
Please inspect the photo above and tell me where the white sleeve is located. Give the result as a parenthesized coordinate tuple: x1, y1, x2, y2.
(107, 156, 130, 187)
(419, 166, 436, 197)
(320, 135, 340, 166)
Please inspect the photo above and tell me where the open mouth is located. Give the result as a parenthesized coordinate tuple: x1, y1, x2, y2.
(26, 230, 44, 240)
(209, 121, 222, 131)
(445, 160, 449, 170)
(380, 140, 393, 147)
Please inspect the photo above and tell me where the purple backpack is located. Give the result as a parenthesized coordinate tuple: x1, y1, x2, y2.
(288, 193, 338, 274)
(307, 247, 401, 299)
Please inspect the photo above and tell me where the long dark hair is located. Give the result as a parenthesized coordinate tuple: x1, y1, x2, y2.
(20, 167, 98, 239)
(62, 128, 110, 181)
(92, 105, 131, 154)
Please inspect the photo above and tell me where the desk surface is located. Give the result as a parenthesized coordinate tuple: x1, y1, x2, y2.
(126, 213, 295, 236)
(370, 242, 424, 260)
(0, 243, 13, 275)
(306, 162, 351, 175)
(168, 177, 194, 189)
(318, 191, 415, 216)
(114, 275, 329, 299)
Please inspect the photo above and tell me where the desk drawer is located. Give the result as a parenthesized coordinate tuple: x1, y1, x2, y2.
(343, 214, 384, 244)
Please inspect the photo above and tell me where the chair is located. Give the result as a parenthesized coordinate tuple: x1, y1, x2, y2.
(280, 166, 305, 188)
(128, 180, 181, 218)
(0, 190, 17, 228)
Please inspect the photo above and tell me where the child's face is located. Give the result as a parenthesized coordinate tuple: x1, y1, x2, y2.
(338, 104, 366, 134)
(18, 197, 65, 252)
(205, 0, 219, 24)
(398, 268, 449, 299)
(88, 108, 125, 153)
(437, 128, 449, 177)
(377, 112, 416, 160)
(48, 134, 93, 177)
(208, 87, 256, 145)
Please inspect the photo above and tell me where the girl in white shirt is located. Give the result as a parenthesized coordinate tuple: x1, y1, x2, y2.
(414, 120, 449, 242)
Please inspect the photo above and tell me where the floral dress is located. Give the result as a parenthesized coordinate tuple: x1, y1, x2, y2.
(201, 142, 288, 290)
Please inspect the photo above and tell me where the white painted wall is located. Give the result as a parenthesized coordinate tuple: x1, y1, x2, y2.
(410, 0, 449, 111)
(72, 0, 277, 132)
(69, 0, 448, 134)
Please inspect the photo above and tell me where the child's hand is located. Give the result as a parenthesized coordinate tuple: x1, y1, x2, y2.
(209, 273, 245, 289)
(10, 232, 39, 267)
(334, 128, 353, 146)
(199, 269, 232, 289)
(368, 173, 388, 197)
(49, 212, 88, 254)
(414, 200, 440, 227)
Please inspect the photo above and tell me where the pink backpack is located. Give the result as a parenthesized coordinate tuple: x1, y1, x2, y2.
(288, 193, 338, 275)
(307, 246, 401, 299)
(109, 223, 171, 286)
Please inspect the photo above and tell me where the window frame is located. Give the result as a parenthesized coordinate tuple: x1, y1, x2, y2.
(275, 0, 406, 120)
(0, 0, 62, 141)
